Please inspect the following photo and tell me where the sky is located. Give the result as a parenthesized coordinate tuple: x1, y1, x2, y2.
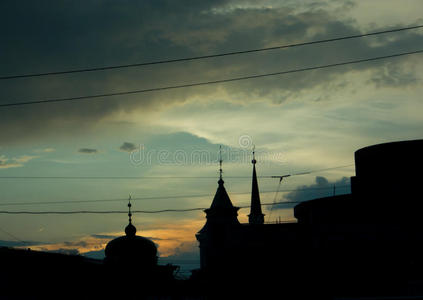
(0, 0, 422, 264)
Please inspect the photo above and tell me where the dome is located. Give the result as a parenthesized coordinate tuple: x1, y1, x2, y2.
(105, 222, 157, 268)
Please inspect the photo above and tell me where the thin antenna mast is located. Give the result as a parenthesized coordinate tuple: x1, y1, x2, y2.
(267, 175, 291, 222)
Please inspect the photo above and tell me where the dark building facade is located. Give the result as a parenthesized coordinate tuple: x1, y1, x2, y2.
(196, 139, 423, 298)
(104, 200, 177, 288)
(2, 139, 423, 298)
(0, 201, 180, 299)
(195, 149, 307, 296)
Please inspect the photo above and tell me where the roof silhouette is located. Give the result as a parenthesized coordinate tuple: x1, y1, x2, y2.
(209, 179, 236, 210)
(248, 151, 265, 224)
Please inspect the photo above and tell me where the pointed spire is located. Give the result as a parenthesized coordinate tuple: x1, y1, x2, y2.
(252, 145, 257, 164)
(209, 145, 234, 210)
(249, 146, 265, 224)
(197, 146, 240, 237)
(125, 195, 136, 237)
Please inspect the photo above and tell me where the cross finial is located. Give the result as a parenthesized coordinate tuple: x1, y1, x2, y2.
(125, 194, 137, 236)
(128, 194, 132, 223)
(219, 145, 223, 180)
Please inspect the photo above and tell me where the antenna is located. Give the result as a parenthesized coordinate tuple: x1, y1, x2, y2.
(267, 174, 291, 222)
(271, 174, 291, 182)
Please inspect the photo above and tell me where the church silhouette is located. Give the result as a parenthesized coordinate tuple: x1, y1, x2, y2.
(193, 139, 423, 298)
(1, 139, 423, 299)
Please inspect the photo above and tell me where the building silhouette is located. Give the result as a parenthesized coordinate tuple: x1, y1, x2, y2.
(248, 150, 265, 224)
(104, 197, 177, 291)
(0, 198, 180, 299)
(105, 196, 158, 269)
(195, 139, 423, 298)
(1, 139, 423, 298)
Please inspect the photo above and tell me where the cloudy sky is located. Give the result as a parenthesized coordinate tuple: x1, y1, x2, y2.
(0, 0, 422, 263)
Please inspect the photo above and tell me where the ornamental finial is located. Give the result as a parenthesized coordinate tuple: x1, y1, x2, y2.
(128, 194, 132, 223)
(125, 194, 136, 236)
(218, 145, 225, 185)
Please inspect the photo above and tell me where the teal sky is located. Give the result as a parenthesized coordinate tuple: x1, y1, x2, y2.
(0, 0, 422, 259)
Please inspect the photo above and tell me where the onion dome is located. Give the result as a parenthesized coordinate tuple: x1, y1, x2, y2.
(104, 230, 157, 268)
(125, 222, 136, 237)
(104, 196, 157, 268)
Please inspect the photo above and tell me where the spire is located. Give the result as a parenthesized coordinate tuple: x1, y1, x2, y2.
(248, 146, 265, 224)
(125, 195, 137, 237)
(209, 145, 234, 210)
(209, 178, 235, 210)
(197, 146, 240, 238)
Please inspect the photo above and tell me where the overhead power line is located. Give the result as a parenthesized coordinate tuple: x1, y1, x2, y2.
(263, 164, 354, 178)
(1, 49, 422, 108)
(0, 176, 267, 180)
(1, 24, 422, 80)
(0, 188, 352, 213)
(0, 164, 354, 180)
(0, 226, 26, 243)
(0, 185, 351, 206)
(0, 164, 353, 207)
(0, 208, 206, 215)
(0, 197, 342, 214)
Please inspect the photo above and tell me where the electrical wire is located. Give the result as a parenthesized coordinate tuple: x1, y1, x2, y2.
(1, 24, 422, 80)
(0, 190, 352, 214)
(0, 202, 291, 214)
(0, 226, 27, 244)
(1, 49, 422, 108)
(0, 165, 354, 180)
(0, 163, 352, 207)
(267, 179, 283, 221)
(0, 185, 351, 206)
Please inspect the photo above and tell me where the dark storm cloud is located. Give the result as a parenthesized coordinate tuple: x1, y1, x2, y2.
(119, 142, 137, 153)
(0, 0, 228, 144)
(272, 176, 351, 210)
(0, 0, 422, 144)
(78, 148, 98, 154)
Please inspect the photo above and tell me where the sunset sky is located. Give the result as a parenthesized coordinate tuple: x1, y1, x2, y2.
(0, 0, 422, 262)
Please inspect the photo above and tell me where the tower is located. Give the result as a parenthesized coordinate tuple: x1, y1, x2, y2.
(196, 146, 240, 269)
(248, 148, 265, 224)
